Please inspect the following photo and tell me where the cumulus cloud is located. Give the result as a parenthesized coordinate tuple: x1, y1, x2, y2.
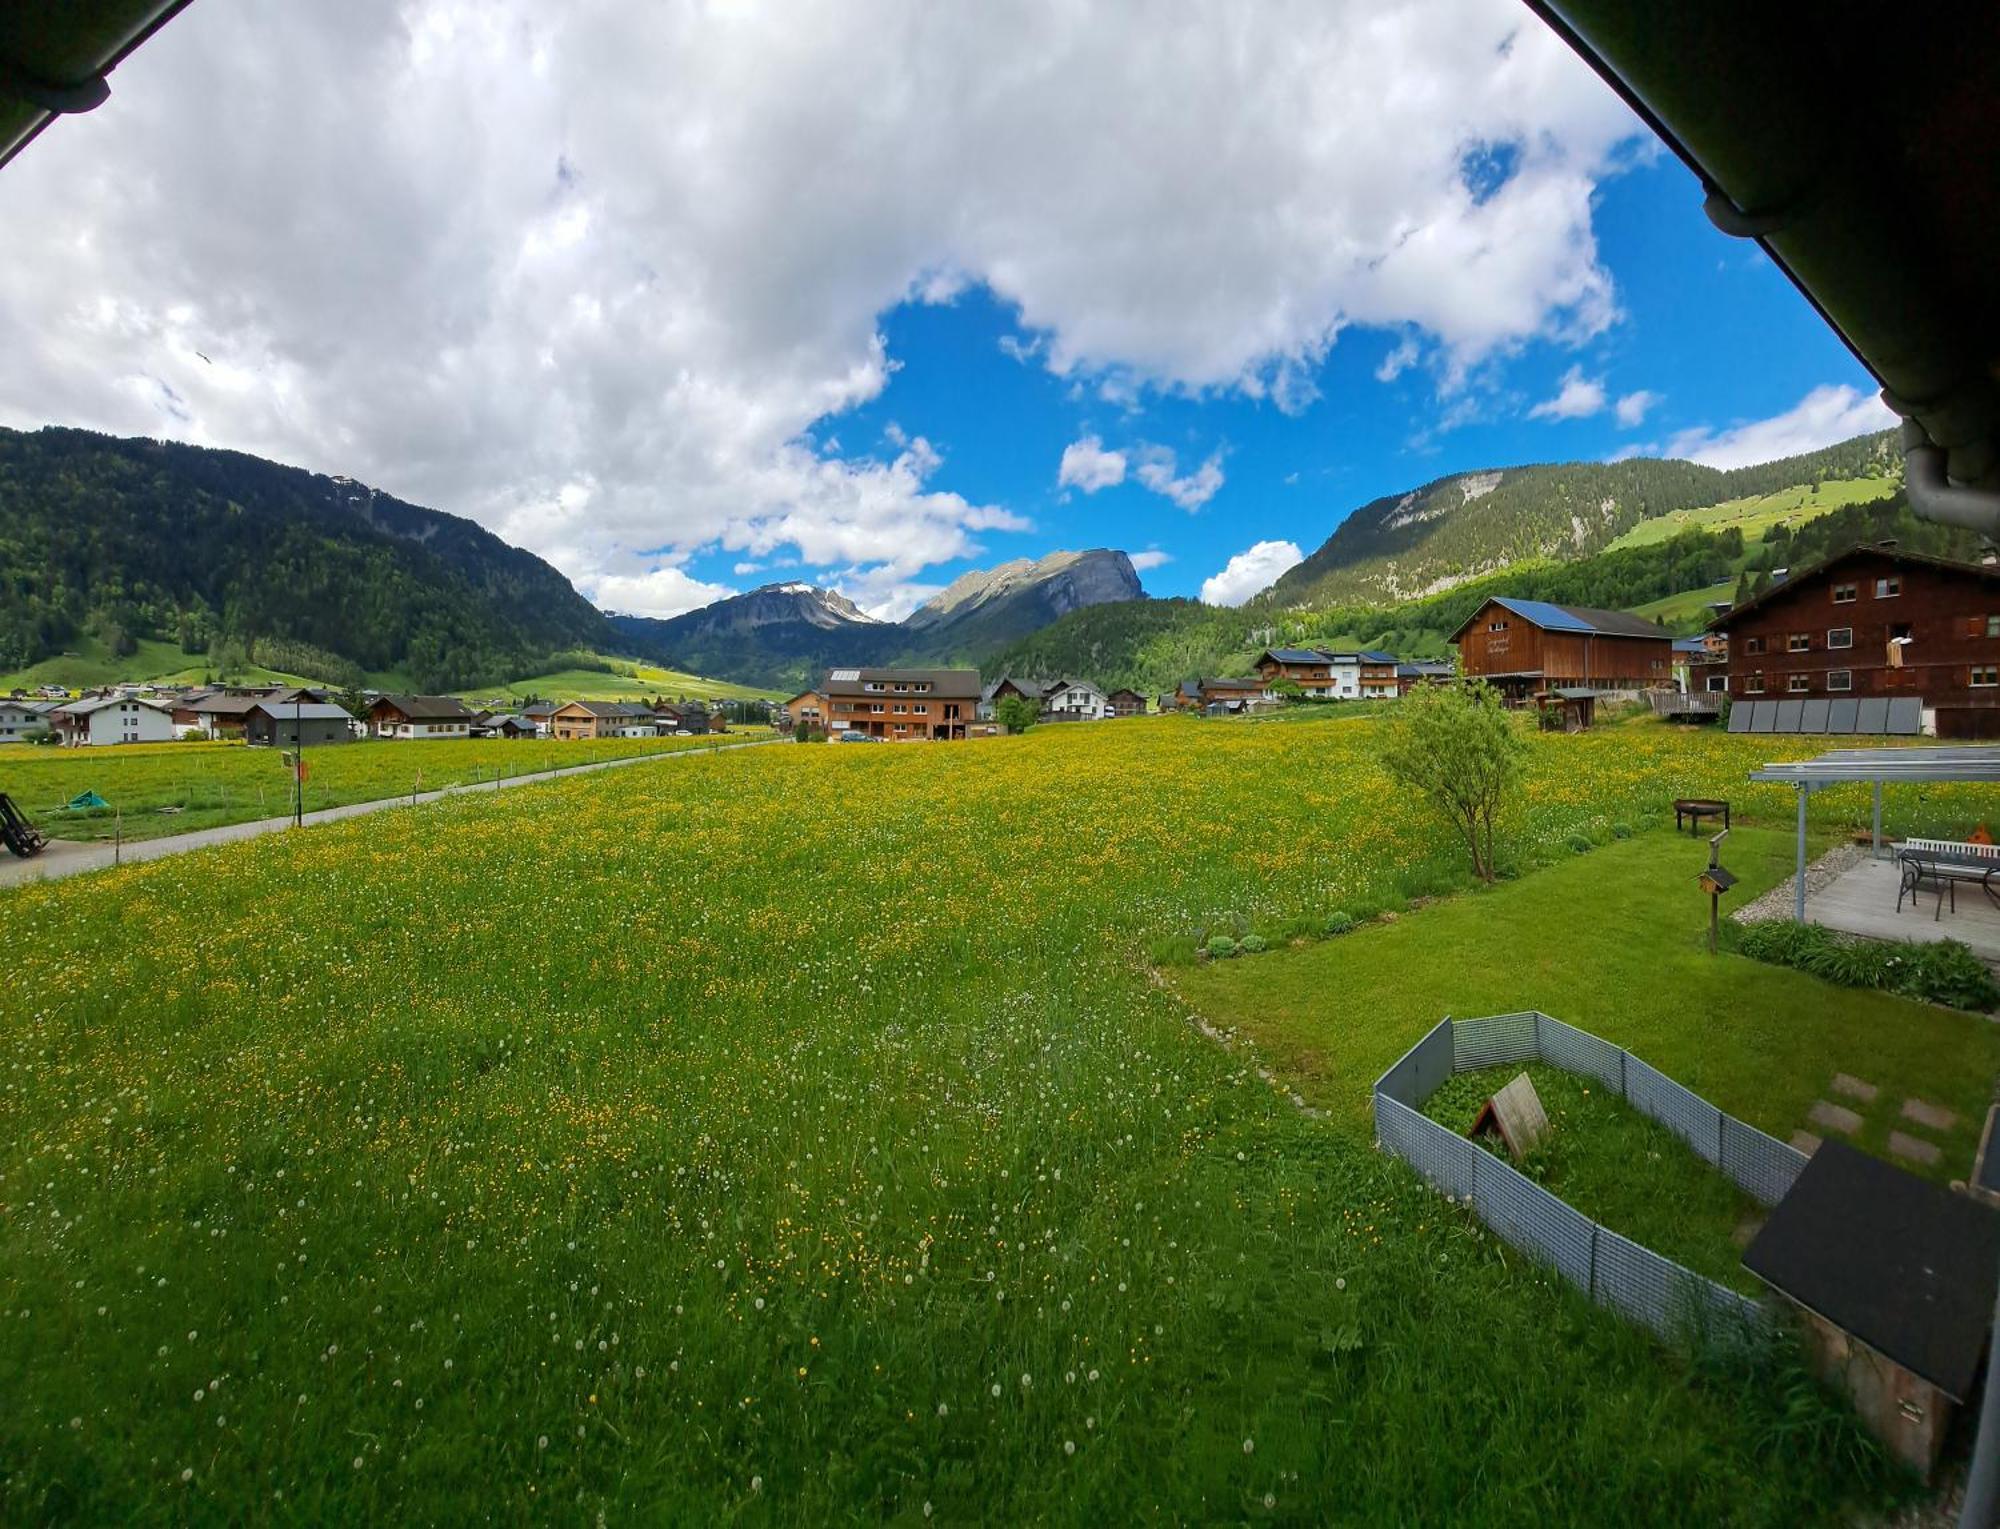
(1200, 540, 1303, 606)
(1663, 385, 1896, 470)
(0, 0, 1638, 599)
(1134, 446, 1226, 511)
(1128, 549, 1173, 571)
(1613, 389, 1658, 427)
(1057, 435, 1128, 492)
(1375, 336, 1421, 382)
(1528, 365, 1606, 421)
(592, 565, 739, 619)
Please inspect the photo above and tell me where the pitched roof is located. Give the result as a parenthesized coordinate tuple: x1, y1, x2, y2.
(823, 667, 981, 698)
(1706, 544, 2000, 631)
(373, 694, 473, 720)
(1259, 647, 1332, 664)
(1200, 676, 1267, 692)
(1451, 597, 1674, 643)
(246, 701, 355, 722)
(57, 695, 171, 717)
(519, 702, 559, 717)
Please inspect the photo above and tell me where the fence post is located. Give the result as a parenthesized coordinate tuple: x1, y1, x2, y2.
(1588, 1223, 1599, 1302)
(114, 810, 122, 866)
(1619, 1048, 1627, 1101)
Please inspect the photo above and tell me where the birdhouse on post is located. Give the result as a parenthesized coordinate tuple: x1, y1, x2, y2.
(1699, 828, 1735, 953)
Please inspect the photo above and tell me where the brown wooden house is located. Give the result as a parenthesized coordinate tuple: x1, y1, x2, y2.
(1710, 545, 2000, 735)
(781, 688, 827, 731)
(824, 667, 980, 740)
(367, 695, 474, 740)
(1105, 688, 1146, 717)
(1449, 598, 1674, 700)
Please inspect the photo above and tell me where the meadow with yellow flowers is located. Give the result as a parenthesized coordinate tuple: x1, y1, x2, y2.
(0, 713, 1982, 1522)
(0, 730, 759, 842)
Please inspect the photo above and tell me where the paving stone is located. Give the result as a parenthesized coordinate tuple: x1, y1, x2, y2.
(1808, 1100, 1863, 1136)
(1790, 1130, 1823, 1155)
(1889, 1130, 1943, 1167)
(1829, 1073, 1880, 1104)
(1901, 1098, 1960, 1132)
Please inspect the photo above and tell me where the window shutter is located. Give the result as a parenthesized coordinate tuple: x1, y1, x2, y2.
(1967, 616, 1985, 638)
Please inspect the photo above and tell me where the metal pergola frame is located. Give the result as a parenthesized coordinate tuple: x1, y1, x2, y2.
(1749, 747, 2000, 922)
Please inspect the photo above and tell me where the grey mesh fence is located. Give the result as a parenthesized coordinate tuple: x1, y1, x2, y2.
(1372, 1012, 1782, 1345)
(1533, 1013, 1626, 1092)
(1623, 1055, 1724, 1166)
(1450, 1011, 1539, 1071)
(1719, 1116, 1811, 1207)
(1472, 1149, 1597, 1293)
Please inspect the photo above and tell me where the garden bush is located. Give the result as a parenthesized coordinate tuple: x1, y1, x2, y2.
(1737, 920, 1999, 1011)
(1567, 833, 1594, 854)
(1611, 821, 1634, 840)
(1205, 935, 1237, 959)
(1323, 911, 1354, 936)
(1239, 933, 1267, 954)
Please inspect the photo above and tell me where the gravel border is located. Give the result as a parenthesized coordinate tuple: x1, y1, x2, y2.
(1730, 840, 1872, 925)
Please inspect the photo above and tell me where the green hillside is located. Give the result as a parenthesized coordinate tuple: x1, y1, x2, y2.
(1602, 473, 1895, 554)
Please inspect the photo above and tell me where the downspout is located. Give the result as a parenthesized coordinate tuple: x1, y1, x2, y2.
(1900, 420, 2000, 538)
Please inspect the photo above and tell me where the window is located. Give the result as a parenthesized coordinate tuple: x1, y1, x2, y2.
(1875, 576, 1901, 598)
(1827, 627, 1852, 649)
(1990, 615, 2000, 638)
(1787, 633, 1810, 653)
(1975, 667, 2000, 688)
(1833, 582, 1858, 604)
(1742, 636, 1765, 655)
(1827, 670, 1852, 692)
(1743, 672, 1764, 694)
(1706, 673, 1728, 693)
(1788, 674, 1810, 693)
(1487, 619, 1508, 632)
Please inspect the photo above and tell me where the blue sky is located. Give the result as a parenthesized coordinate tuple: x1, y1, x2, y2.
(749, 147, 1887, 611)
(0, 1, 1897, 620)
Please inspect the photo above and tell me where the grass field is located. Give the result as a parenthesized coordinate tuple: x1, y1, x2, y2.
(1630, 578, 1736, 631)
(464, 659, 780, 705)
(1, 715, 1991, 1522)
(0, 636, 322, 696)
(0, 732, 764, 842)
(1604, 475, 1897, 556)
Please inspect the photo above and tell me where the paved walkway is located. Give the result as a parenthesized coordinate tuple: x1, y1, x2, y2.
(0, 736, 781, 890)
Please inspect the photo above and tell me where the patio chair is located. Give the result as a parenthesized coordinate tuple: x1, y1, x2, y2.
(1897, 838, 2000, 921)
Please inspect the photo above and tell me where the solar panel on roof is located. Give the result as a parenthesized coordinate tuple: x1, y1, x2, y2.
(1856, 698, 1889, 732)
(1828, 698, 1860, 732)
(1727, 705, 1751, 733)
(1493, 597, 1594, 633)
(829, 669, 860, 681)
(1888, 697, 1924, 734)
(1800, 698, 1830, 733)
(1774, 699, 1804, 733)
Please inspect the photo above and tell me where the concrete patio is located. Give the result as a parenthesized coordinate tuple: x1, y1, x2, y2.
(1808, 854, 2000, 969)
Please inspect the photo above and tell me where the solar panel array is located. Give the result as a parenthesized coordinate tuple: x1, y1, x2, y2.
(1726, 696, 1923, 734)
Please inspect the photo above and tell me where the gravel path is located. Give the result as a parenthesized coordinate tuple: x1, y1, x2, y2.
(0, 736, 781, 891)
(1729, 840, 1871, 925)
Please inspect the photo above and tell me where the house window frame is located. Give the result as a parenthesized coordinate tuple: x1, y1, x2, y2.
(1988, 615, 2000, 639)
(1832, 582, 1858, 604)
(1787, 633, 1810, 653)
(1827, 627, 1853, 649)
(1788, 673, 1811, 694)
(1973, 666, 2000, 689)
(1875, 575, 1901, 598)
(1743, 636, 1766, 655)
(1827, 670, 1853, 692)
(1743, 671, 1765, 694)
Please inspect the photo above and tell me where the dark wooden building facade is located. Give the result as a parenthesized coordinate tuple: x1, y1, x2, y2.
(1711, 546, 2000, 735)
(1449, 598, 1674, 700)
(825, 668, 980, 740)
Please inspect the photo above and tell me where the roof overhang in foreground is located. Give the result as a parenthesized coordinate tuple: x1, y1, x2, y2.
(1750, 746, 2000, 788)
(0, 2, 192, 170)
(1525, 1, 2000, 531)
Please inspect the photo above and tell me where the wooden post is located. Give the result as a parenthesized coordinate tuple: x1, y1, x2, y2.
(1795, 784, 1809, 924)
(1710, 887, 1720, 954)
(1873, 778, 1885, 861)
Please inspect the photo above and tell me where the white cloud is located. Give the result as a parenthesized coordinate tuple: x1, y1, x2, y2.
(1613, 389, 1658, 427)
(1134, 446, 1225, 511)
(1128, 549, 1172, 571)
(1200, 540, 1302, 606)
(1057, 435, 1128, 492)
(0, 0, 1639, 597)
(1528, 365, 1606, 421)
(1375, 336, 1420, 382)
(1663, 384, 1897, 470)
(732, 561, 766, 576)
(592, 565, 739, 619)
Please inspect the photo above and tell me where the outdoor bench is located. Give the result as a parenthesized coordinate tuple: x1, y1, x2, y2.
(1897, 837, 2000, 919)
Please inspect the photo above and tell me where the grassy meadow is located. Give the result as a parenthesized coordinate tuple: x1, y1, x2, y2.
(0, 733, 764, 843)
(1, 713, 1994, 1522)
(1602, 474, 1897, 556)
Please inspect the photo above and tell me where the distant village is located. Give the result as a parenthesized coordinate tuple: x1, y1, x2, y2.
(0, 684, 737, 748)
(8, 541, 1999, 748)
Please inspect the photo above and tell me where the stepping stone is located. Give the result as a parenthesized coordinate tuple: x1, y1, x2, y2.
(1731, 1214, 1766, 1248)
(1829, 1073, 1879, 1104)
(1901, 1098, 1959, 1132)
(1808, 1100, 1863, 1137)
(1889, 1130, 1943, 1167)
(1790, 1130, 1823, 1155)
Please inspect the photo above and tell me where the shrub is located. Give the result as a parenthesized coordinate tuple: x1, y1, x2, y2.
(1736, 920, 2000, 1012)
(1323, 911, 1355, 936)
(1205, 935, 1238, 959)
(1611, 821, 1633, 840)
(1905, 940, 2000, 1011)
(1239, 934, 1268, 954)
(1567, 833, 1594, 854)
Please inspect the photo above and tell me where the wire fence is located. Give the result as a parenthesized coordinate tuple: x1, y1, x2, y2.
(1372, 1011, 1807, 1343)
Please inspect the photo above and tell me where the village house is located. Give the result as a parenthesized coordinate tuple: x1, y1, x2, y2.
(0, 698, 42, 742)
(472, 712, 536, 739)
(1042, 678, 1109, 720)
(1253, 647, 1401, 699)
(1106, 688, 1146, 718)
(1673, 634, 1730, 694)
(518, 701, 560, 737)
(367, 695, 474, 740)
(1449, 597, 1674, 701)
(548, 700, 622, 741)
(1395, 660, 1456, 695)
(977, 676, 1043, 721)
(1709, 544, 2000, 736)
(242, 699, 357, 747)
(50, 695, 177, 746)
(781, 688, 827, 732)
(824, 667, 980, 740)
(1185, 676, 1273, 714)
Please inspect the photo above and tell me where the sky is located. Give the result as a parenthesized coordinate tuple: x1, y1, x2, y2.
(0, 0, 1894, 620)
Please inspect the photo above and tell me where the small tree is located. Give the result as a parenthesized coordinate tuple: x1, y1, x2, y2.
(1377, 680, 1526, 883)
(995, 694, 1039, 734)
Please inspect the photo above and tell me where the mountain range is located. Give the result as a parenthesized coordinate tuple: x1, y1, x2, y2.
(610, 549, 1144, 691)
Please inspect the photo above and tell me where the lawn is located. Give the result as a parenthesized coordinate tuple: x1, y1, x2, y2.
(462, 658, 780, 705)
(0, 636, 321, 696)
(0, 715, 1989, 1522)
(1603, 474, 1898, 556)
(1630, 578, 1735, 631)
(0, 732, 764, 843)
